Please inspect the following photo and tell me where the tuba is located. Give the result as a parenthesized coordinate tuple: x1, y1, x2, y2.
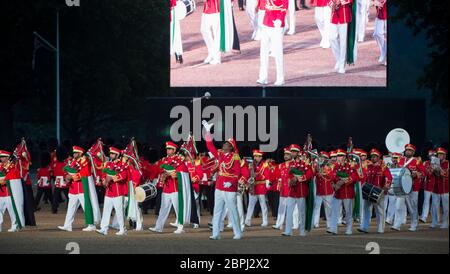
(385, 128, 410, 154)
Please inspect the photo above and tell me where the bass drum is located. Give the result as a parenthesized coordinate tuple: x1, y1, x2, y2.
(389, 168, 413, 196)
(135, 182, 157, 203)
(174, 0, 196, 21)
(362, 183, 385, 204)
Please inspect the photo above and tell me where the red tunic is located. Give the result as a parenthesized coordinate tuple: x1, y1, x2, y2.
(263, 0, 289, 28)
(333, 162, 358, 199)
(53, 161, 69, 188)
(316, 0, 330, 7)
(252, 161, 270, 195)
(433, 160, 449, 194)
(330, 0, 353, 24)
(277, 161, 294, 197)
(288, 160, 314, 198)
(103, 160, 128, 197)
(376, 1, 387, 20)
(186, 160, 203, 193)
(0, 163, 10, 197)
(204, 0, 220, 14)
(257, 0, 267, 10)
(68, 157, 91, 195)
(157, 155, 184, 194)
(423, 160, 436, 192)
(315, 164, 335, 196)
(37, 167, 51, 189)
(366, 161, 393, 191)
(205, 134, 241, 192)
(399, 157, 424, 192)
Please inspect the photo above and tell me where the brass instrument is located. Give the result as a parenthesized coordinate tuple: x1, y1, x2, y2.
(247, 157, 256, 195)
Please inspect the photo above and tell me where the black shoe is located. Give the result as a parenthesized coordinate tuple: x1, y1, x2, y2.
(178, 55, 183, 64)
(301, 5, 310, 10)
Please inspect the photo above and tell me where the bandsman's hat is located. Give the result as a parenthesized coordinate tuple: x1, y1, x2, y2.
(252, 149, 263, 157)
(165, 141, 178, 150)
(0, 150, 11, 157)
(404, 143, 416, 152)
(73, 146, 85, 154)
(109, 147, 121, 155)
(283, 147, 292, 154)
(436, 147, 447, 155)
(336, 149, 346, 156)
(290, 144, 301, 152)
(370, 149, 382, 157)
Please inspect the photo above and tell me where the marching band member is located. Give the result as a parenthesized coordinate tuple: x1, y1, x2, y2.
(170, 0, 184, 64)
(266, 159, 279, 220)
(431, 147, 448, 229)
(358, 149, 392, 234)
(392, 144, 424, 232)
(203, 120, 242, 240)
(282, 151, 314, 236)
(289, 144, 301, 228)
(150, 141, 184, 233)
(58, 146, 98, 232)
(34, 152, 53, 211)
(96, 147, 127, 236)
(257, 0, 289, 86)
(245, 149, 270, 227)
(201, 0, 221, 64)
(246, 0, 259, 39)
(385, 152, 400, 225)
(373, 0, 387, 65)
(421, 150, 437, 223)
(329, 0, 353, 74)
(0, 150, 20, 232)
(328, 149, 358, 235)
(313, 0, 332, 48)
(356, 0, 370, 42)
(312, 151, 334, 229)
(273, 147, 293, 230)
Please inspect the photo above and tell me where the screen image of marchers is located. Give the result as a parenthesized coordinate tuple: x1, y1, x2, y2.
(170, 0, 387, 87)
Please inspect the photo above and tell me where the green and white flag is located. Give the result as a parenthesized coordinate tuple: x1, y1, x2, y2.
(177, 171, 192, 225)
(219, 0, 234, 53)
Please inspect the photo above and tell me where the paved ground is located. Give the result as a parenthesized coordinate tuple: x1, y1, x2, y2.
(0, 204, 447, 254)
(170, 3, 387, 87)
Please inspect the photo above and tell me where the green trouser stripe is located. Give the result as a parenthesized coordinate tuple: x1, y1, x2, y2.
(305, 181, 315, 232)
(6, 180, 22, 229)
(346, 2, 357, 64)
(219, 0, 226, 52)
(81, 177, 94, 225)
(177, 172, 184, 225)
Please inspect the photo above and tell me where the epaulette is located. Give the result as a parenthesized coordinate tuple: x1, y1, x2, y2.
(233, 153, 241, 161)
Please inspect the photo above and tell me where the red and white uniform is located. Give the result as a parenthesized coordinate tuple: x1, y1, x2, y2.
(329, 161, 359, 234)
(329, 0, 353, 73)
(312, 163, 335, 228)
(245, 160, 270, 226)
(274, 160, 293, 229)
(36, 167, 51, 189)
(361, 160, 392, 233)
(201, 0, 221, 63)
(98, 159, 127, 234)
(258, 0, 289, 85)
(0, 162, 17, 232)
(421, 159, 436, 222)
(313, 0, 332, 48)
(431, 159, 449, 228)
(373, 0, 387, 64)
(53, 160, 69, 189)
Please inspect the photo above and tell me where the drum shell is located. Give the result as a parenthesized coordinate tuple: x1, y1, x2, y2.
(389, 168, 413, 196)
(362, 183, 384, 204)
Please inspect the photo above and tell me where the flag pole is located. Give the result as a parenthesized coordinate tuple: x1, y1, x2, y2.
(56, 10, 61, 145)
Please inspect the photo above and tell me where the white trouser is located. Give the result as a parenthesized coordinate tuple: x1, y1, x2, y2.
(245, 193, 268, 225)
(259, 26, 284, 83)
(87, 176, 101, 225)
(356, 0, 370, 42)
(373, 18, 387, 62)
(421, 190, 432, 221)
(361, 196, 385, 233)
(63, 193, 85, 229)
(406, 191, 419, 230)
(154, 192, 179, 231)
(0, 197, 17, 231)
(284, 197, 306, 236)
(212, 189, 241, 238)
(385, 195, 397, 223)
(330, 198, 353, 234)
(201, 13, 221, 61)
(170, 18, 183, 55)
(330, 23, 348, 72)
(275, 196, 288, 228)
(431, 193, 449, 228)
(313, 194, 332, 228)
(246, 0, 258, 38)
(286, 0, 296, 34)
(100, 196, 124, 232)
(254, 10, 266, 40)
(393, 196, 407, 228)
(8, 179, 25, 228)
(314, 6, 332, 48)
(224, 192, 245, 230)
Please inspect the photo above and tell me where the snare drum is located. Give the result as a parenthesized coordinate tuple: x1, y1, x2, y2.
(135, 182, 157, 202)
(174, 0, 196, 21)
(362, 183, 385, 204)
(389, 168, 413, 196)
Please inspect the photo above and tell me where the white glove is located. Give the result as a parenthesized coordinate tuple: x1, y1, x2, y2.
(265, 180, 271, 188)
(202, 120, 213, 133)
(223, 182, 232, 188)
(273, 19, 282, 28)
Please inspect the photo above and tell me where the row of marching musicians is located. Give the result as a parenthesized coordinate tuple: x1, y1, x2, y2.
(0, 137, 448, 238)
